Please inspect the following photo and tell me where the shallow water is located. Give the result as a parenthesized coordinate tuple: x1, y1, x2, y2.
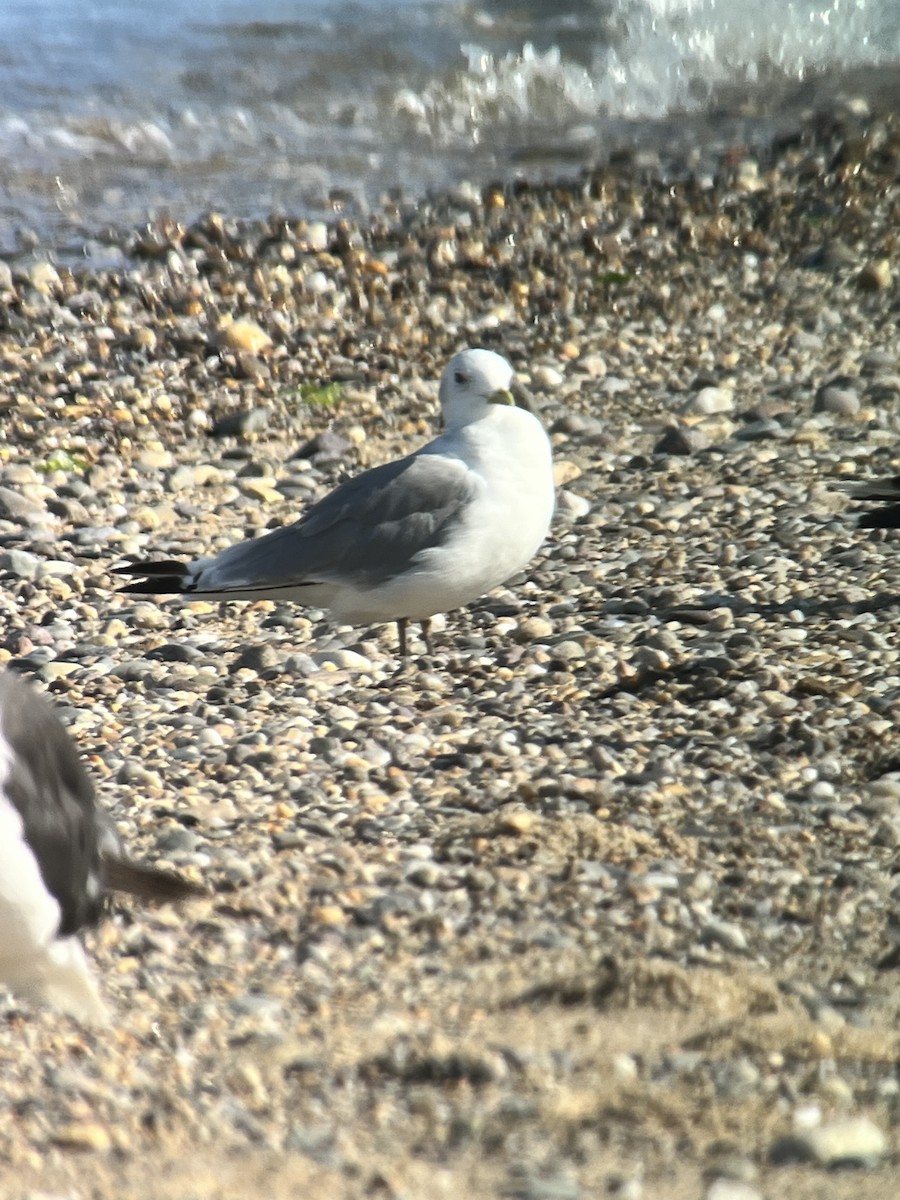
(0, 0, 897, 254)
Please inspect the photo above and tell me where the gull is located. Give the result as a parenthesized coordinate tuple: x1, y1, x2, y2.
(843, 476, 900, 528)
(0, 670, 201, 1022)
(114, 348, 556, 656)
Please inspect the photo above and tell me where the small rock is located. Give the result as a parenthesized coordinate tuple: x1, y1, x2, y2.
(211, 408, 270, 438)
(701, 918, 749, 953)
(293, 431, 352, 463)
(51, 1121, 112, 1153)
(217, 318, 273, 354)
(805, 1116, 887, 1169)
(516, 616, 553, 643)
(312, 649, 374, 671)
(557, 490, 590, 519)
(682, 386, 734, 416)
(232, 644, 281, 673)
(0, 548, 42, 579)
(496, 810, 538, 835)
(814, 384, 860, 416)
(579, 353, 607, 378)
(857, 259, 892, 291)
(551, 639, 586, 662)
(733, 419, 786, 441)
(156, 828, 200, 854)
(29, 261, 60, 294)
(654, 425, 711, 455)
(706, 1182, 762, 1200)
(0, 486, 44, 523)
(305, 221, 329, 251)
(553, 460, 582, 487)
(533, 364, 564, 389)
(791, 329, 824, 351)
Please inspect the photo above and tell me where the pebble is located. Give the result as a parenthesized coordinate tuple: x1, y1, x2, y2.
(857, 259, 892, 291)
(654, 425, 712, 455)
(705, 1183, 762, 1200)
(700, 919, 749, 953)
(682, 386, 735, 416)
(0, 548, 42, 579)
(218, 317, 273, 354)
(533, 364, 564, 390)
(803, 1117, 888, 1169)
(211, 407, 271, 438)
(312, 648, 374, 671)
(814, 384, 860, 417)
(51, 1122, 113, 1153)
(516, 616, 554, 642)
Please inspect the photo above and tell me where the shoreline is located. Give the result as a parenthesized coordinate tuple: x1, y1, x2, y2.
(2, 61, 898, 266)
(0, 97, 898, 1198)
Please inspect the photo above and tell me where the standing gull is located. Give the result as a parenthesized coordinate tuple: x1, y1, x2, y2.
(114, 348, 555, 655)
(0, 670, 200, 1022)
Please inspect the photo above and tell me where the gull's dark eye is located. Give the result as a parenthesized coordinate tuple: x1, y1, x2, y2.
(454, 370, 467, 385)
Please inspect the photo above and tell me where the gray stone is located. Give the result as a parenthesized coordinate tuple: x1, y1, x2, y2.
(805, 1116, 887, 1169)
(0, 548, 42, 579)
(814, 384, 860, 416)
(654, 425, 712, 455)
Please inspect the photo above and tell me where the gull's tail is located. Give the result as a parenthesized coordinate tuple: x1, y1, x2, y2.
(102, 855, 205, 904)
(112, 559, 195, 595)
(840, 476, 900, 529)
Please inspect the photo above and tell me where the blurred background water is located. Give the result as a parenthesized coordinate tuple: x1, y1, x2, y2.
(0, 0, 897, 253)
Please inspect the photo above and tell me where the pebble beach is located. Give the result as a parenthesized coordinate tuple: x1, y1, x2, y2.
(0, 92, 899, 1200)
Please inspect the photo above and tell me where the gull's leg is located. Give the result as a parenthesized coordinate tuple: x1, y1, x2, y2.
(396, 618, 408, 658)
(420, 618, 434, 655)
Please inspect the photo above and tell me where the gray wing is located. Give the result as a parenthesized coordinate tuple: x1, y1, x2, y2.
(197, 450, 480, 592)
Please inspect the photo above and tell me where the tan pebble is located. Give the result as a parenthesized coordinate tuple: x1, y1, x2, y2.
(857, 259, 892, 290)
(184, 600, 217, 619)
(238, 478, 282, 504)
(130, 603, 168, 629)
(52, 1122, 112, 1153)
(497, 810, 538, 835)
(553, 460, 582, 486)
(516, 616, 554, 642)
(363, 793, 391, 813)
(312, 905, 346, 926)
(808, 1030, 833, 1058)
(218, 318, 273, 354)
(130, 504, 168, 530)
(131, 326, 157, 351)
(29, 261, 60, 294)
(560, 342, 580, 360)
(578, 353, 607, 378)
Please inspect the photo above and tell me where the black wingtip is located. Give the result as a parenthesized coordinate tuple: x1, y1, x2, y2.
(116, 578, 174, 595)
(848, 475, 900, 503)
(112, 559, 191, 595)
(858, 505, 900, 530)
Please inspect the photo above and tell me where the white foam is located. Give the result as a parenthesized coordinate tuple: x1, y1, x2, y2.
(395, 0, 900, 145)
